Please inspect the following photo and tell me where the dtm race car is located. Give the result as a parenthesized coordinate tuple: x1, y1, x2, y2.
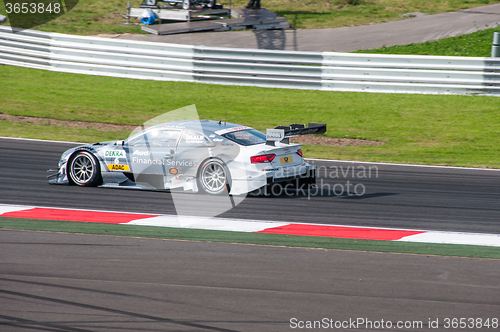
(48, 120, 326, 195)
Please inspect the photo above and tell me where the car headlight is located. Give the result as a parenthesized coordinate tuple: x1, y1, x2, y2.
(59, 150, 73, 166)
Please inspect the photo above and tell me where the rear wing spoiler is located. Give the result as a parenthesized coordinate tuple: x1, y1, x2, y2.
(266, 123, 327, 146)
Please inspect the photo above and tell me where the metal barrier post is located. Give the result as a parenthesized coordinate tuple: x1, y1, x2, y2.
(491, 32, 500, 57)
(127, 2, 131, 24)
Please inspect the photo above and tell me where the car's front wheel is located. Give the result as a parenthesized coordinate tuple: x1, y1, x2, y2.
(68, 151, 103, 187)
(197, 159, 230, 195)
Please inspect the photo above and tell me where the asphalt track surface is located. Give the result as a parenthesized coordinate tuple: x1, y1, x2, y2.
(1, 138, 500, 331)
(1, 138, 499, 234)
(1, 229, 499, 332)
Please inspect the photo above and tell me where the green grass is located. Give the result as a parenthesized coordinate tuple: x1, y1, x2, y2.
(1, 218, 499, 258)
(356, 26, 500, 57)
(0, 0, 146, 35)
(1, 0, 499, 33)
(273, 0, 500, 30)
(0, 120, 130, 143)
(1, 65, 500, 168)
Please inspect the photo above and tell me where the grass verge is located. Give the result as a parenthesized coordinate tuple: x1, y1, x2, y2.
(0, 0, 146, 35)
(1, 0, 499, 33)
(1, 217, 499, 258)
(355, 26, 500, 57)
(272, 0, 500, 30)
(1, 65, 500, 168)
(0, 120, 130, 143)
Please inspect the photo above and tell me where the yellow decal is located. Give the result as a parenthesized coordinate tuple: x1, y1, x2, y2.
(107, 164, 130, 171)
(280, 156, 293, 164)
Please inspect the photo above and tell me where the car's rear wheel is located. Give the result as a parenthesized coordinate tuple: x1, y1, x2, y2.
(68, 151, 103, 187)
(197, 159, 230, 195)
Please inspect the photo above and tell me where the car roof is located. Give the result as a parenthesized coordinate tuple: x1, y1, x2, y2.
(151, 120, 254, 135)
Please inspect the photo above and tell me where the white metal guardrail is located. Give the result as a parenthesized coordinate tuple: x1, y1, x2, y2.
(1, 26, 500, 95)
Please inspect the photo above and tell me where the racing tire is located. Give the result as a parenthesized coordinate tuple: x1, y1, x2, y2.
(197, 159, 231, 195)
(144, 0, 157, 5)
(206, 0, 215, 8)
(182, 0, 190, 10)
(68, 151, 103, 187)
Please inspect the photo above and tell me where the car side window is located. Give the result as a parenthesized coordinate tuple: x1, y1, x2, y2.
(126, 129, 181, 147)
(222, 129, 266, 146)
(178, 130, 212, 147)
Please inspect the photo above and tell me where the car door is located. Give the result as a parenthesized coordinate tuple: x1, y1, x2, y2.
(172, 130, 214, 179)
(124, 128, 181, 189)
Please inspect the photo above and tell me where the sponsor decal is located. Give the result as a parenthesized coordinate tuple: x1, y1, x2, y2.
(108, 164, 130, 171)
(187, 134, 204, 140)
(132, 157, 164, 165)
(131, 158, 197, 167)
(214, 126, 252, 136)
(103, 150, 126, 158)
(165, 159, 198, 167)
(184, 139, 205, 144)
(162, 125, 185, 129)
(266, 129, 285, 141)
(133, 150, 151, 156)
(169, 168, 183, 175)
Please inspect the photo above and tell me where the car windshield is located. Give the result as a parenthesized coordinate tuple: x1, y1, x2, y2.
(222, 129, 266, 146)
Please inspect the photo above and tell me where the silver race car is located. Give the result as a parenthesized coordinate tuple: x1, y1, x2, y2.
(48, 120, 326, 195)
